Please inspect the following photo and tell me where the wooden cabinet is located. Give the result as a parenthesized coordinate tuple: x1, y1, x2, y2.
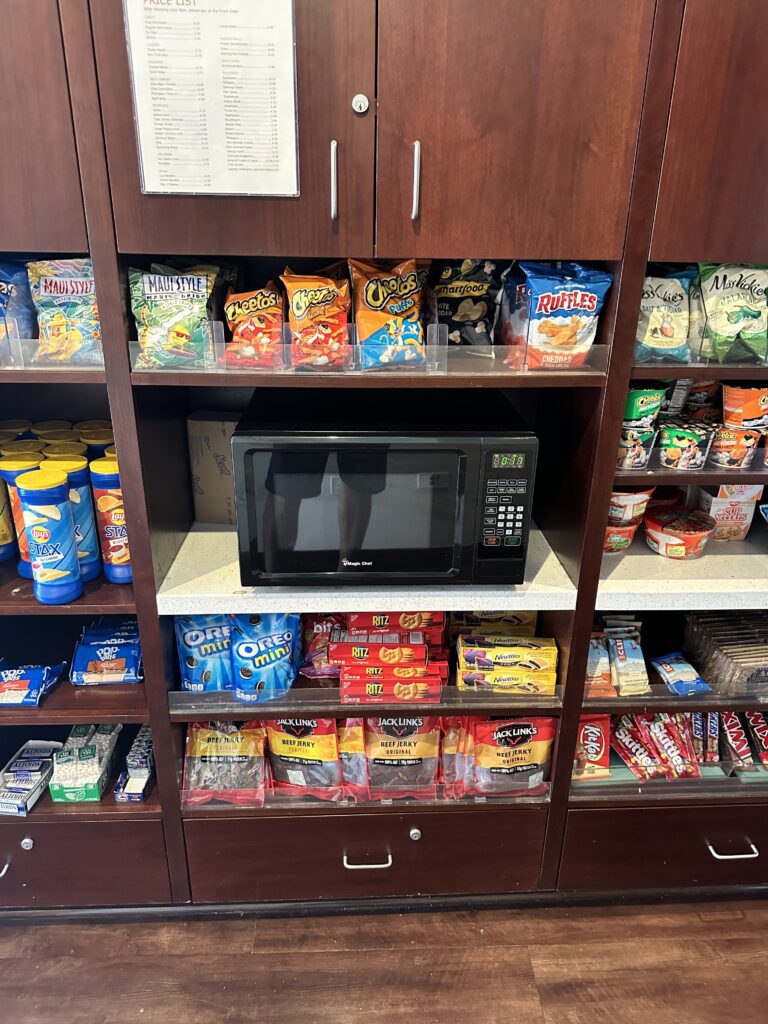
(651, 0, 768, 263)
(0, 0, 87, 252)
(559, 806, 768, 892)
(90, 0, 376, 256)
(185, 807, 547, 903)
(375, 0, 655, 259)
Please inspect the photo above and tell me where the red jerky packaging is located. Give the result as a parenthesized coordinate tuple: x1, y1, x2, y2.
(364, 716, 440, 799)
(347, 611, 445, 634)
(340, 672, 442, 705)
(744, 711, 768, 767)
(265, 718, 343, 800)
(337, 718, 368, 801)
(573, 715, 610, 781)
(300, 613, 346, 678)
(328, 629, 429, 667)
(469, 717, 555, 795)
(720, 711, 757, 771)
(440, 717, 467, 799)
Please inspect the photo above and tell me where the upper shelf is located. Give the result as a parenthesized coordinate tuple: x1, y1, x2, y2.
(155, 525, 577, 614)
(0, 565, 135, 616)
(0, 368, 107, 385)
(630, 364, 768, 381)
(614, 468, 768, 487)
(0, 680, 148, 726)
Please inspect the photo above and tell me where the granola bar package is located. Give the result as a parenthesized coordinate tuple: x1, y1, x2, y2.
(130, 264, 218, 368)
(364, 716, 440, 800)
(26, 259, 102, 365)
(338, 717, 368, 801)
(182, 721, 267, 807)
(223, 283, 284, 368)
(266, 718, 343, 801)
(699, 264, 768, 364)
(607, 637, 651, 697)
(229, 613, 301, 704)
(280, 268, 350, 369)
(469, 717, 555, 795)
(349, 259, 424, 368)
(431, 259, 506, 351)
(299, 613, 345, 679)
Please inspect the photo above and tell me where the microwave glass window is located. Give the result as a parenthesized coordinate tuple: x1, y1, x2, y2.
(249, 448, 465, 577)
(492, 452, 525, 469)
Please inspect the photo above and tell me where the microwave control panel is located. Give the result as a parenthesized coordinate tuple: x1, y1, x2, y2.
(476, 443, 537, 574)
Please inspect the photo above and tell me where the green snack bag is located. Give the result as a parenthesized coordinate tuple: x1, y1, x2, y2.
(699, 264, 768, 364)
(130, 264, 219, 368)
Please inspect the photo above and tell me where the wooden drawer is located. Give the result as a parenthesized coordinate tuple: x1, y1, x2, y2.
(0, 821, 171, 908)
(185, 807, 547, 903)
(559, 806, 768, 892)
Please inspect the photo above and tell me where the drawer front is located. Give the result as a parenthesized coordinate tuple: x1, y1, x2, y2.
(185, 808, 547, 903)
(0, 821, 171, 908)
(559, 806, 768, 892)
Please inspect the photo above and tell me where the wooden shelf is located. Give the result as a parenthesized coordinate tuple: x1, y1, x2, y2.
(582, 684, 768, 714)
(0, 368, 107, 384)
(614, 467, 768, 486)
(0, 779, 162, 822)
(0, 681, 148, 726)
(155, 524, 577, 614)
(168, 683, 564, 721)
(570, 780, 768, 807)
(0, 565, 135, 616)
(630, 363, 768, 381)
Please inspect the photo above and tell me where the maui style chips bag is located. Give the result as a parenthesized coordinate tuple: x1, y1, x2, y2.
(349, 259, 424, 368)
(0, 263, 37, 362)
(699, 263, 768, 364)
(431, 259, 505, 351)
(175, 615, 233, 692)
(229, 613, 301, 704)
(224, 283, 283, 368)
(266, 718, 343, 801)
(280, 268, 350, 369)
(129, 264, 218, 368)
(26, 259, 102, 365)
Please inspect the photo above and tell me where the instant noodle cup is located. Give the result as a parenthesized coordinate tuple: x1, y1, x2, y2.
(616, 428, 657, 470)
(280, 267, 350, 369)
(685, 404, 720, 425)
(223, 283, 284, 368)
(349, 259, 424, 369)
(0, 439, 45, 457)
(643, 507, 716, 559)
(89, 457, 131, 583)
(30, 420, 72, 436)
(16, 468, 83, 604)
(708, 425, 762, 469)
(722, 385, 768, 429)
(0, 455, 44, 577)
(42, 442, 88, 459)
(608, 487, 656, 525)
(657, 420, 714, 469)
(685, 380, 720, 409)
(623, 387, 666, 428)
(604, 522, 640, 554)
(41, 456, 101, 582)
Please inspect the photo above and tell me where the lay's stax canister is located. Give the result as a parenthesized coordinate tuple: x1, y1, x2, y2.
(0, 454, 44, 577)
(42, 457, 101, 582)
(30, 420, 72, 437)
(0, 439, 45, 458)
(90, 457, 131, 583)
(0, 474, 15, 563)
(16, 468, 83, 605)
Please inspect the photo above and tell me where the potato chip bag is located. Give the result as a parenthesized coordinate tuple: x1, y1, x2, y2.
(0, 263, 37, 363)
(224, 283, 284, 368)
(699, 263, 768, 364)
(634, 270, 695, 363)
(26, 259, 102, 365)
(349, 259, 424, 368)
(280, 268, 350, 369)
(431, 259, 506, 351)
(129, 264, 218, 368)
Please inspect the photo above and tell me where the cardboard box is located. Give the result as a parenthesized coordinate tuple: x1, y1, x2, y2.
(696, 487, 758, 542)
(187, 412, 239, 525)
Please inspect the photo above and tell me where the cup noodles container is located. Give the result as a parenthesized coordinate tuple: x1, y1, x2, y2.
(657, 420, 714, 470)
(722, 385, 768, 429)
(623, 387, 666, 429)
(711, 483, 763, 501)
(708, 425, 762, 469)
(604, 522, 640, 554)
(608, 487, 656, 525)
(646, 486, 685, 514)
(696, 488, 757, 542)
(616, 427, 657, 470)
(643, 507, 716, 559)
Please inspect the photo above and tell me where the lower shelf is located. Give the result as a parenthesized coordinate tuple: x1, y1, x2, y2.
(0, 681, 148, 725)
(0, 779, 162, 822)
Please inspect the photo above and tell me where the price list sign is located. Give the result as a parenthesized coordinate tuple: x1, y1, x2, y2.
(123, 0, 299, 196)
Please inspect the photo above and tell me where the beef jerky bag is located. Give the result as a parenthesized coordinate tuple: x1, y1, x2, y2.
(266, 718, 343, 801)
(364, 716, 440, 799)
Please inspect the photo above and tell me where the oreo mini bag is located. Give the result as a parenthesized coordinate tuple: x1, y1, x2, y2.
(230, 613, 301, 704)
(175, 615, 233, 692)
(349, 259, 424, 368)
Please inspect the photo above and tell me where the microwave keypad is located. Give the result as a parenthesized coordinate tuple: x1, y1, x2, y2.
(482, 477, 527, 548)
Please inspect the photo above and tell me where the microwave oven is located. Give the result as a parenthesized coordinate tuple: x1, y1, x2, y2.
(232, 389, 538, 587)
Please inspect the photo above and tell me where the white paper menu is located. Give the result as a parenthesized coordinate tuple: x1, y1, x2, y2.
(123, 0, 299, 196)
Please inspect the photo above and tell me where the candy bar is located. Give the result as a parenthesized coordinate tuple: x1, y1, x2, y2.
(573, 716, 611, 781)
(611, 716, 665, 781)
(692, 712, 705, 762)
(720, 711, 756, 771)
(744, 711, 768, 767)
(706, 711, 720, 762)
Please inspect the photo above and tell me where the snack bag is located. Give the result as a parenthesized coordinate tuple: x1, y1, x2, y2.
(651, 652, 712, 696)
(431, 259, 505, 350)
(634, 271, 694, 363)
(280, 268, 350, 369)
(699, 264, 768, 364)
(266, 718, 343, 801)
(0, 263, 37, 362)
(175, 615, 233, 692)
(223, 284, 283, 368)
(299, 613, 345, 679)
(364, 716, 440, 800)
(338, 717, 368, 801)
(182, 721, 267, 807)
(129, 264, 218, 368)
(229, 613, 300, 704)
(573, 716, 611, 780)
(0, 662, 66, 707)
(688, 275, 708, 359)
(26, 259, 102, 365)
(440, 717, 467, 799)
(608, 637, 651, 696)
(469, 717, 555, 795)
(509, 262, 612, 368)
(349, 259, 424, 368)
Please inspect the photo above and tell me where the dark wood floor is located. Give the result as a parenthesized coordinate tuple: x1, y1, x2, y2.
(1, 899, 768, 1022)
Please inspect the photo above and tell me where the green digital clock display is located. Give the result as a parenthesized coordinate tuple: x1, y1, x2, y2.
(492, 453, 525, 469)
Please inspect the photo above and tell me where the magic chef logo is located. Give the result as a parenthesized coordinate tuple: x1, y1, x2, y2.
(342, 558, 373, 568)
(380, 717, 422, 738)
(277, 719, 318, 738)
(492, 722, 536, 747)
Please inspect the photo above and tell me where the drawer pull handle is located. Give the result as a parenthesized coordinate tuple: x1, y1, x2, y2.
(706, 840, 759, 861)
(411, 141, 421, 221)
(0, 863, 9, 879)
(330, 139, 338, 222)
(343, 853, 393, 871)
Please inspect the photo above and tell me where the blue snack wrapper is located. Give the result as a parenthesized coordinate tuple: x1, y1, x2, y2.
(229, 613, 301, 704)
(651, 651, 712, 696)
(0, 662, 66, 707)
(71, 636, 142, 685)
(174, 615, 233, 692)
(0, 262, 37, 362)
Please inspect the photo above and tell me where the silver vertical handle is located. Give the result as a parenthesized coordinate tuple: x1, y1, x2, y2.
(411, 140, 421, 221)
(330, 139, 338, 222)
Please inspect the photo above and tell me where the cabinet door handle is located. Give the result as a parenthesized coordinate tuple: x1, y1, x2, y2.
(330, 139, 338, 222)
(706, 840, 759, 861)
(343, 853, 393, 871)
(0, 863, 9, 879)
(411, 140, 421, 221)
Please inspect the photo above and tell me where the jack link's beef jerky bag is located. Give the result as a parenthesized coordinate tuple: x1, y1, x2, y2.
(431, 259, 506, 351)
(469, 717, 555, 795)
(266, 718, 343, 801)
(364, 716, 440, 799)
(182, 721, 267, 807)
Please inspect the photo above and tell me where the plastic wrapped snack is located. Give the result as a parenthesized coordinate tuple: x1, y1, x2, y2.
(175, 615, 233, 692)
(26, 259, 102, 365)
(280, 268, 350, 369)
(467, 717, 555, 795)
(338, 718, 368, 801)
(229, 613, 301, 704)
(349, 259, 424, 368)
(650, 652, 712, 696)
(223, 283, 284, 368)
(699, 264, 768, 364)
(0, 263, 37, 362)
(364, 716, 440, 800)
(634, 270, 695, 363)
(300, 613, 345, 678)
(266, 718, 343, 801)
(431, 259, 506, 351)
(0, 661, 66, 706)
(182, 721, 267, 807)
(130, 264, 218, 368)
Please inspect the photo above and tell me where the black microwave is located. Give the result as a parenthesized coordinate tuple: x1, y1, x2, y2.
(232, 389, 538, 587)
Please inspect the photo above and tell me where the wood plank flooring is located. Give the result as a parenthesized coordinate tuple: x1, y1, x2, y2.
(1, 899, 768, 1023)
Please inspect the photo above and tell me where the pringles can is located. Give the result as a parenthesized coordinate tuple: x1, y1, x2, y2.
(30, 420, 73, 437)
(0, 439, 46, 457)
(42, 442, 88, 460)
(80, 429, 115, 461)
(42, 456, 101, 582)
(90, 457, 131, 583)
(16, 468, 83, 604)
(0, 475, 15, 562)
(0, 454, 44, 577)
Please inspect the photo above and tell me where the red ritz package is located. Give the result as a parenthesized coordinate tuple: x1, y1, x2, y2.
(347, 611, 445, 634)
(611, 715, 665, 781)
(340, 673, 443, 705)
(299, 613, 346, 679)
(339, 662, 447, 682)
(573, 715, 610, 780)
(328, 629, 428, 668)
(224, 284, 284, 368)
(745, 711, 768, 767)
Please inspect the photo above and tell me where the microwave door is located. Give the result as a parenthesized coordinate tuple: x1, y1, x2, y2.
(247, 446, 467, 581)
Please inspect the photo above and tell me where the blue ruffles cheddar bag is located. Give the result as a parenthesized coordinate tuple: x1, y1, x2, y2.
(349, 259, 424, 369)
(229, 613, 301, 704)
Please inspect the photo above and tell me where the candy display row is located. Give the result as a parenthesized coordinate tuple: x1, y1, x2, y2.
(182, 714, 556, 807)
(635, 263, 768, 365)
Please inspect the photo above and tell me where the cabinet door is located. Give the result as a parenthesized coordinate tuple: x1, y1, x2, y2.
(376, 0, 654, 259)
(90, 0, 375, 256)
(651, 0, 768, 263)
(0, 0, 87, 252)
